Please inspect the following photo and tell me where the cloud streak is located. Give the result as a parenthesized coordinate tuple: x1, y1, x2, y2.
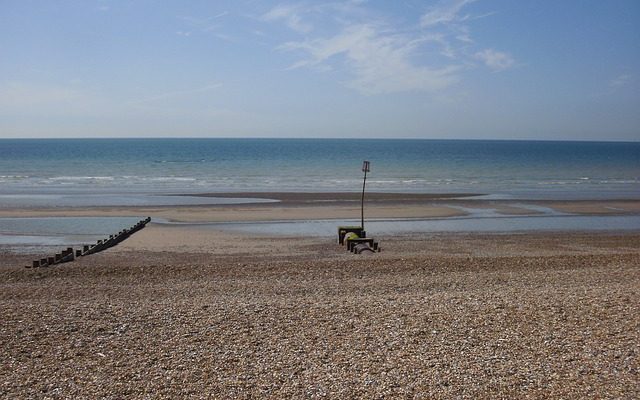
(609, 73, 632, 88)
(177, 12, 229, 37)
(261, 4, 312, 33)
(420, 0, 476, 28)
(263, 0, 516, 93)
(475, 49, 515, 72)
(419, 0, 515, 72)
(282, 25, 459, 94)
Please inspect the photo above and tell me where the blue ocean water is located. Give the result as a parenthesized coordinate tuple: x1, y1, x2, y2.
(0, 139, 638, 202)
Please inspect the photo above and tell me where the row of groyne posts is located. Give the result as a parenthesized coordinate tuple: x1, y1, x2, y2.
(26, 217, 151, 268)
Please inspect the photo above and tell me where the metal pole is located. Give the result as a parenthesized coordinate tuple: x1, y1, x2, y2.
(361, 170, 367, 230)
(361, 161, 369, 230)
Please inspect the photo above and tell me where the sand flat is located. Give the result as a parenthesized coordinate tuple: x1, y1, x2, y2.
(1, 194, 640, 222)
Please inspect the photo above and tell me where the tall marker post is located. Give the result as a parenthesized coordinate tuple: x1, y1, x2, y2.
(361, 160, 370, 231)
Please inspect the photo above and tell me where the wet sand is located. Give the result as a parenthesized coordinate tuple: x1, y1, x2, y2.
(1, 228, 639, 398)
(1, 192, 639, 223)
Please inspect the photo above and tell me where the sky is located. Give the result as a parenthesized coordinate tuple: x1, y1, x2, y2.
(0, 0, 638, 140)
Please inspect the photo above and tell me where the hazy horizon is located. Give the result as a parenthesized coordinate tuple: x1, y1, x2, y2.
(0, 137, 638, 143)
(1, 1, 639, 141)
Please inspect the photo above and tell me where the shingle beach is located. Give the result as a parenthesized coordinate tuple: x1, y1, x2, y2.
(2, 231, 638, 398)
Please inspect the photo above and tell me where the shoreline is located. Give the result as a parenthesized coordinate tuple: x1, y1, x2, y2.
(2, 192, 640, 252)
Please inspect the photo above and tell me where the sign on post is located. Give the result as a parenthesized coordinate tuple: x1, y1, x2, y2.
(361, 160, 370, 231)
(362, 160, 370, 172)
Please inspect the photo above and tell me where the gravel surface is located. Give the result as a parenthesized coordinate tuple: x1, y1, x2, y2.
(1, 233, 639, 399)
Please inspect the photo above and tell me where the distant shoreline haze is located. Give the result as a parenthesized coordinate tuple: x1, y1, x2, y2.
(1, 137, 639, 143)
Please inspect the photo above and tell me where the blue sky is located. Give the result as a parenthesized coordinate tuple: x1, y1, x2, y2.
(0, 0, 638, 140)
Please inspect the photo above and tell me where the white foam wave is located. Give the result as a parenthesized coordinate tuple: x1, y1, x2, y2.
(149, 177, 197, 182)
(49, 176, 115, 181)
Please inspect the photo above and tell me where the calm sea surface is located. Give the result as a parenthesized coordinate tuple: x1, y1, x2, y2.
(0, 138, 638, 201)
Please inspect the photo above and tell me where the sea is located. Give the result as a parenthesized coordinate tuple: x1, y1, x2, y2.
(1, 139, 639, 248)
(1, 138, 638, 201)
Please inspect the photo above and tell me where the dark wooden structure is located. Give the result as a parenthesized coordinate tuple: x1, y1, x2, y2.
(337, 225, 380, 254)
(25, 217, 151, 268)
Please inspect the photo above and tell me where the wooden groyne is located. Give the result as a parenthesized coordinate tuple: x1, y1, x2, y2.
(26, 217, 151, 268)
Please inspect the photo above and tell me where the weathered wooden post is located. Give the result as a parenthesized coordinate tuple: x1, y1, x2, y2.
(40, 258, 48, 267)
(32, 261, 39, 268)
(354, 243, 374, 254)
(47, 256, 55, 265)
(76, 249, 82, 257)
(62, 248, 74, 262)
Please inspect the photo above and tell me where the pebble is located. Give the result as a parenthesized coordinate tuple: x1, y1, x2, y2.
(0, 233, 638, 398)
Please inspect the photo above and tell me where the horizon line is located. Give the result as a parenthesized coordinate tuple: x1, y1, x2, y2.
(0, 137, 638, 143)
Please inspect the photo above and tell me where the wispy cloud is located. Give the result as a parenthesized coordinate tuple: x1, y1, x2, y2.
(419, 1, 500, 54)
(609, 73, 632, 88)
(419, 1, 516, 73)
(177, 12, 229, 37)
(265, 0, 514, 94)
(261, 4, 312, 33)
(281, 25, 459, 94)
(475, 49, 515, 72)
(589, 73, 635, 99)
(260, 1, 371, 34)
(420, 0, 476, 28)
